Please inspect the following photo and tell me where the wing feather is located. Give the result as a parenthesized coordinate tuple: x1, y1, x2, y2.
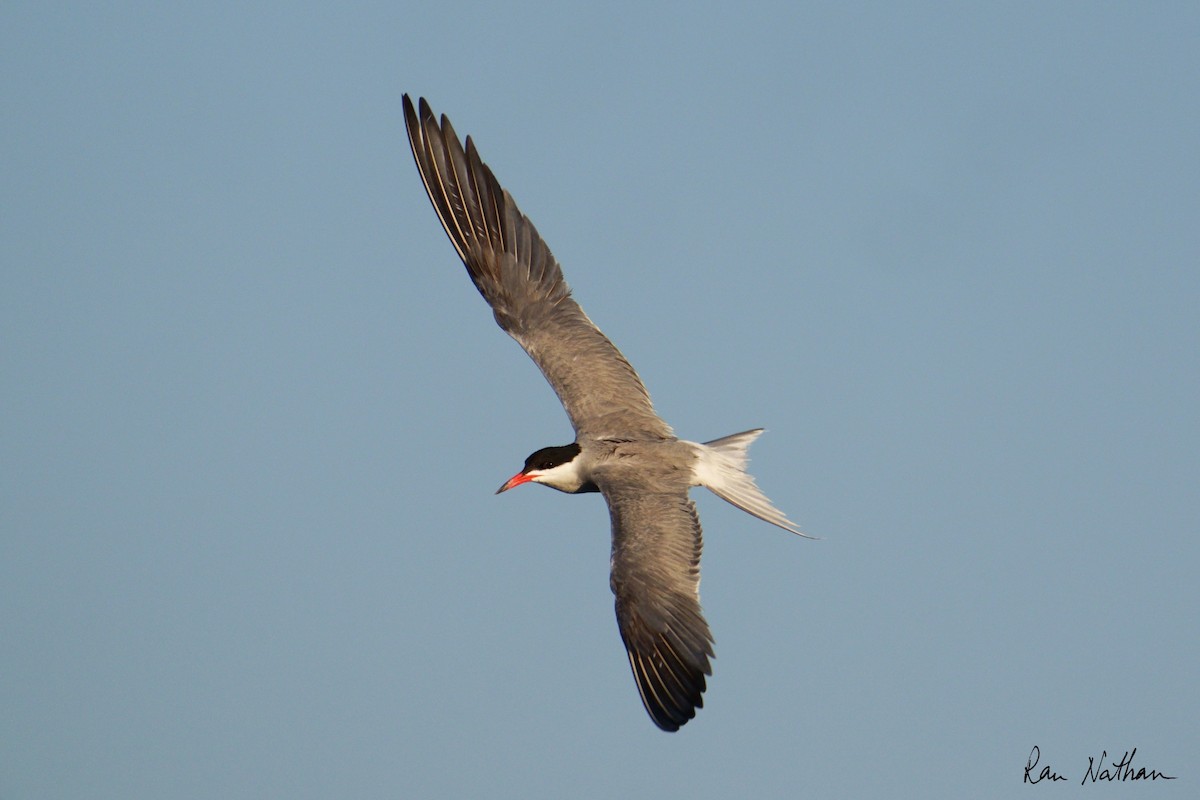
(403, 95, 671, 439)
(604, 484, 714, 732)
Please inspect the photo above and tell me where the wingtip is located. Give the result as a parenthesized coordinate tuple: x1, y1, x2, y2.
(786, 525, 820, 540)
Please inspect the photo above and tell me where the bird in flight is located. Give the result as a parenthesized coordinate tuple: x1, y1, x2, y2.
(403, 95, 808, 731)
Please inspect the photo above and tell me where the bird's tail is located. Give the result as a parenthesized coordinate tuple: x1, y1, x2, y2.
(692, 429, 813, 538)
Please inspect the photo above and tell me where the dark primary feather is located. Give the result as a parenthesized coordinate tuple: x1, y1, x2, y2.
(402, 95, 672, 440)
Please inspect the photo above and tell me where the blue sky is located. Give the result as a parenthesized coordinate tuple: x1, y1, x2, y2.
(3, 3, 1197, 798)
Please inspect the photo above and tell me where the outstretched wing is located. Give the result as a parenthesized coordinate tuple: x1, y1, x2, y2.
(603, 482, 714, 732)
(403, 95, 671, 440)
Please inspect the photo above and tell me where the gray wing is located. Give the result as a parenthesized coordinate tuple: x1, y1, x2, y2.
(403, 95, 671, 440)
(603, 482, 715, 732)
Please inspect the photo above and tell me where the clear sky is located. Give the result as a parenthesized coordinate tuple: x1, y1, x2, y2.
(3, 3, 1197, 798)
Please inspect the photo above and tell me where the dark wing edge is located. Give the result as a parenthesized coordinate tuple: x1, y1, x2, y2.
(402, 95, 670, 439)
(402, 94, 532, 310)
(607, 490, 715, 732)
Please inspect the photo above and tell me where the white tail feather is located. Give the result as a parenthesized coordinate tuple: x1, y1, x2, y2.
(691, 429, 813, 538)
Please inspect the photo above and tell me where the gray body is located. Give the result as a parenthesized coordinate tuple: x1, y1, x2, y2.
(403, 96, 805, 732)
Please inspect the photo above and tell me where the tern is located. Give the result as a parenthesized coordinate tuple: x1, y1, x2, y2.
(403, 95, 808, 732)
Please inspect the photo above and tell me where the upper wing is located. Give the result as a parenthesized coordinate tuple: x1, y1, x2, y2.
(603, 481, 714, 732)
(403, 95, 672, 440)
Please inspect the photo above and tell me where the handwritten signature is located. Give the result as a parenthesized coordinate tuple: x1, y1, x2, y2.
(1024, 745, 1176, 785)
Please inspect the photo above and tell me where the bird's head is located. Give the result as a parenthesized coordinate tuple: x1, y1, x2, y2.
(496, 442, 594, 494)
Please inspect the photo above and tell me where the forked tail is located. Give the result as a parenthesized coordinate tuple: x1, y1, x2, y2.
(692, 429, 813, 538)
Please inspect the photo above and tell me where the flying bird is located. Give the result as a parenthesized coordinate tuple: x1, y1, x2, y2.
(403, 95, 808, 731)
